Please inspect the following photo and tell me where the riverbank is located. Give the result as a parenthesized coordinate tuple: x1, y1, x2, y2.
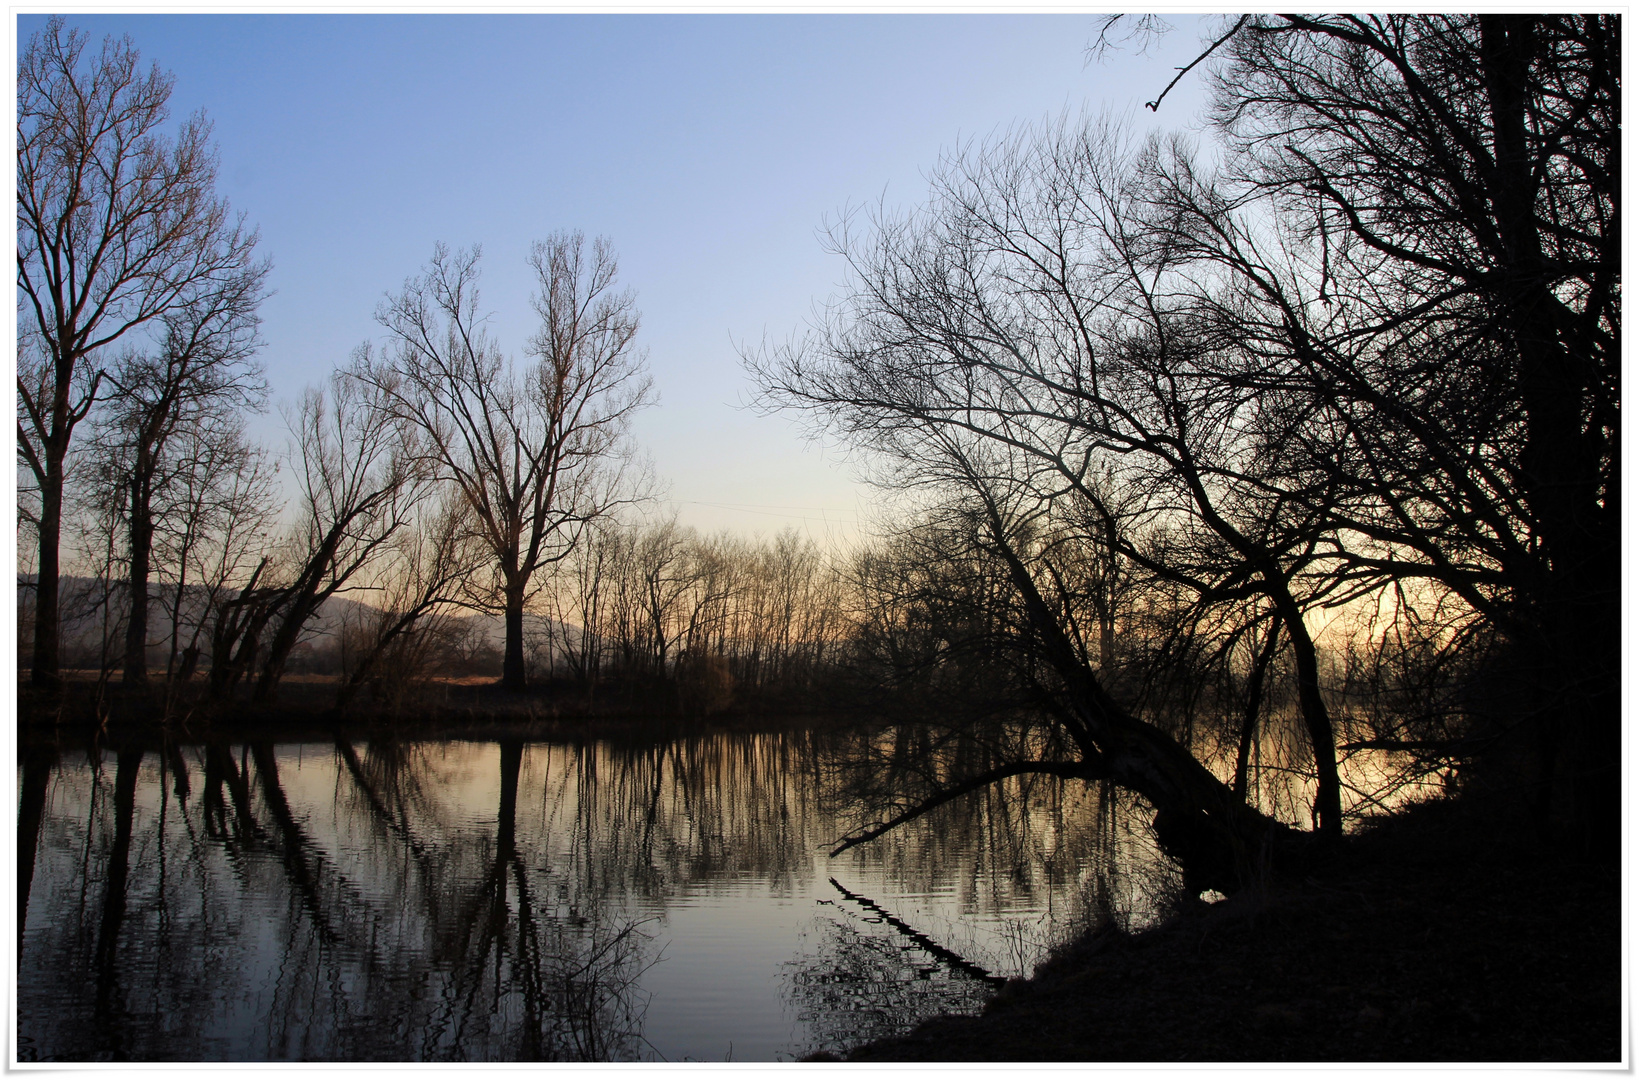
(835, 796, 1622, 1063)
(16, 674, 867, 746)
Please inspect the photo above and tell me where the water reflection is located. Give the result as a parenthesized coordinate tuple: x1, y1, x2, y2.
(784, 908, 995, 1058)
(17, 727, 1180, 1061)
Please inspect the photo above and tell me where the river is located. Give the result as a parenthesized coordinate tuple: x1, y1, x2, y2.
(16, 728, 1183, 1062)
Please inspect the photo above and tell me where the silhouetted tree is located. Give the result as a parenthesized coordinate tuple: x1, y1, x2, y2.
(1137, 14, 1619, 852)
(364, 235, 652, 691)
(96, 269, 267, 687)
(752, 12, 1620, 871)
(18, 17, 263, 687)
(750, 124, 1344, 862)
(205, 371, 427, 701)
(250, 371, 430, 700)
(151, 414, 278, 695)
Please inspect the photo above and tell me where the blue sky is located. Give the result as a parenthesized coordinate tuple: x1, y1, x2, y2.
(18, 12, 1215, 546)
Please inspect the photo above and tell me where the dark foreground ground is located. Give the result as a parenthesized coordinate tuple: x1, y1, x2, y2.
(833, 797, 1622, 1063)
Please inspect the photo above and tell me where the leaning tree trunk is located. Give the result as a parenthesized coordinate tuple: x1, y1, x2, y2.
(989, 523, 1298, 893)
(207, 560, 275, 701)
(253, 598, 318, 702)
(252, 532, 344, 702)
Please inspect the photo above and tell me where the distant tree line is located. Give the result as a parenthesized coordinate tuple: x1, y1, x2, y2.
(536, 520, 850, 707)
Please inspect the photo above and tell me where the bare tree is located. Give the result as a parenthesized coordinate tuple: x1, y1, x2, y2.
(363, 234, 652, 691)
(98, 272, 267, 687)
(17, 17, 263, 687)
(207, 370, 427, 701)
(69, 405, 276, 724)
(631, 517, 693, 679)
(331, 491, 484, 708)
(258, 372, 431, 699)
(750, 118, 1353, 853)
(752, 13, 1617, 871)
(151, 414, 278, 705)
(545, 516, 618, 685)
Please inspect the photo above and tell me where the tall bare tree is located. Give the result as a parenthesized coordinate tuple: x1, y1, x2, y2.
(100, 271, 267, 687)
(364, 234, 652, 691)
(17, 17, 263, 686)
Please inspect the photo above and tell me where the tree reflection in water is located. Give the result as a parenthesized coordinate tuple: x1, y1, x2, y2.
(783, 737, 1181, 1059)
(17, 727, 1181, 1061)
(785, 911, 996, 1057)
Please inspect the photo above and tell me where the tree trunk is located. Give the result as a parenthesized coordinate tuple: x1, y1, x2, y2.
(501, 579, 528, 691)
(253, 529, 345, 701)
(1481, 15, 1620, 860)
(1234, 621, 1282, 800)
(211, 604, 275, 702)
(208, 560, 271, 701)
(990, 524, 1295, 892)
(122, 472, 154, 688)
(252, 582, 322, 703)
(252, 604, 309, 702)
(30, 457, 64, 688)
(1275, 601, 1343, 841)
(1173, 472, 1343, 842)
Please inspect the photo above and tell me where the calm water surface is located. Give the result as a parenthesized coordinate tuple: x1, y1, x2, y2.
(16, 729, 1180, 1061)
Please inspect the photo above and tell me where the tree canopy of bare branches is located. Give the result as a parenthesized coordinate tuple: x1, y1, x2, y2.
(1192, 13, 1619, 851)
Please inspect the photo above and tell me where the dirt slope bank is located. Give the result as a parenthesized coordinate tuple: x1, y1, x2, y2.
(842, 800, 1620, 1063)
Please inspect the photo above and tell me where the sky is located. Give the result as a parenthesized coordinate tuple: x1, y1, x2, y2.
(16, 11, 1217, 548)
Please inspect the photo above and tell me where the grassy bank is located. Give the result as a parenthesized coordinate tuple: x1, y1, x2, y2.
(831, 796, 1621, 1064)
